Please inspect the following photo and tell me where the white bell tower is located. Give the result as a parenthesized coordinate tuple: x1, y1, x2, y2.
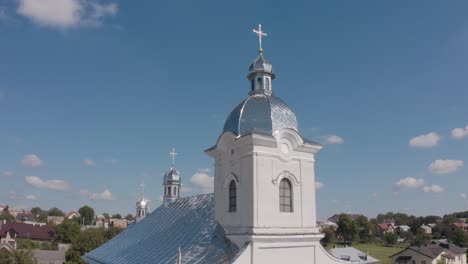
(205, 25, 336, 264)
(163, 148, 182, 206)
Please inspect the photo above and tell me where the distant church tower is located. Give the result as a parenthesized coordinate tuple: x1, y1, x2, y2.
(163, 148, 182, 206)
(135, 181, 149, 223)
(206, 25, 324, 262)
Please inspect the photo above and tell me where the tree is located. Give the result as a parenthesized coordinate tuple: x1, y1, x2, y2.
(336, 214, 359, 243)
(54, 220, 81, 244)
(411, 228, 431, 246)
(124, 214, 134, 221)
(355, 215, 372, 242)
(451, 229, 468, 247)
(111, 214, 122, 219)
(0, 206, 14, 222)
(321, 227, 336, 245)
(0, 250, 37, 264)
(30, 207, 42, 216)
(102, 213, 110, 219)
(384, 232, 397, 245)
(48, 207, 65, 217)
(78, 206, 95, 225)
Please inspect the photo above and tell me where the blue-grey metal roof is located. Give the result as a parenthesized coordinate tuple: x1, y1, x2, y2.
(223, 93, 298, 137)
(248, 54, 275, 79)
(83, 194, 238, 264)
(328, 247, 380, 264)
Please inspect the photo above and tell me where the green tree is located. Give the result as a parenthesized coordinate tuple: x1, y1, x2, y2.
(54, 220, 81, 243)
(78, 205, 95, 225)
(68, 228, 106, 257)
(451, 229, 468, 247)
(48, 207, 65, 217)
(30, 207, 42, 216)
(384, 232, 397, 245)
(104, 226, 124, 240)
(355, 215, 372, 242)
(124, 214, 134, 221)
(111, 214, 122, 219)
(321, 227, 336, 245)
(336, 214, 359, 243)
(0, 250, 37, 264)
(411, 228, 431, 246)
(0, 206, 14, 222)
(102, 213, 110, 219)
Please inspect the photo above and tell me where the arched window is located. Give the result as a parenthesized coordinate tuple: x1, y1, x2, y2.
(279, 178, 293, 212)
(174, 187, 178, 196)
(257, 77, 263, 90)
(168, 186, 172, 196)
(229, 180, 237, 212)
(266, 78, 270, 90)
(251, 79, 255, 91)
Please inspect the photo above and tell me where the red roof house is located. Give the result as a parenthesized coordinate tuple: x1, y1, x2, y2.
(0, 222, 54, 241)
(378, 223, 395, 234)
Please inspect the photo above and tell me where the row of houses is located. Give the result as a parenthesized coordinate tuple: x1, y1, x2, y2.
(391, 242, 467, 264)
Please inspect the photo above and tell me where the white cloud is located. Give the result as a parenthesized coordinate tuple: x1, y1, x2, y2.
(104, 158, 119, 164)
(26, 194, 37, 200)
(409, 132, 440, 147)
(180, 186, 193, 193)
(460, 193, 467, 199)
(315, 181, 324, 190)
(423, 184, 445, 193)
(190, 169, 214, 194)
(3, 171, 13, 177)
(451, 125, 468, 139)
(83, 159, 95, 166)
(428, 159, 464, 175)
(25, 176, 69, 191)
(17, 0, 118, 29)
(80, 188, 114, 200)
(21, 154, 44, 167)
(324, 135, 344, 144)
(90, 189, 114, 200)
(394, 177, 425, 191)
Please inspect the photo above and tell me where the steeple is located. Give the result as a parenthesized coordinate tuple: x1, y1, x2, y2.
(163, 148, 182, 206)
(248, 24, 275, 95)
(135, 181, 149, 223)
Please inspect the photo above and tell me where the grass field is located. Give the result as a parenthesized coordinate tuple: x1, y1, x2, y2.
(326, 243, 405, 264)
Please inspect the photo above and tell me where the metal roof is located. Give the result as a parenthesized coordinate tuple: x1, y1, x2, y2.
(328, 247, 380, 264)
(223, 93, 298, 137)
(83, 194, 238, 264)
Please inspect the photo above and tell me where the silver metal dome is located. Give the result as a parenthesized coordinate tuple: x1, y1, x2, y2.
(136, 197, 148, 209)
(223, 93, 298, 136)
(164, 166, 181, 182)
(248, 54, 275, 80)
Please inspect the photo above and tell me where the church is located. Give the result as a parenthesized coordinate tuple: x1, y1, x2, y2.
(83, 25, 347, 264)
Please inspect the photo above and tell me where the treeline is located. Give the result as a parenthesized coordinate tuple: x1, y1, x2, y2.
(0, 205, 134, 224)
(54, 220, 124, 263)
(321, 211, 468, 248)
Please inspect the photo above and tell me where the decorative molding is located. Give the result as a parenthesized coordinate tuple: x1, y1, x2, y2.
(272, 171, 301, 186)
(223, 173, 240, 188)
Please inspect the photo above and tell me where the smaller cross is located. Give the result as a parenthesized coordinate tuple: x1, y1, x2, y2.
(169, 148, 178, 166)
(139, 180, 145, 196)
(253, 24, 267, 53)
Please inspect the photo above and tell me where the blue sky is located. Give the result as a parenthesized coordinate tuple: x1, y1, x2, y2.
(0, 0, 467, 219)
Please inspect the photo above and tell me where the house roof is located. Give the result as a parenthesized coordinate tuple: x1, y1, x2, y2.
(16, 213, 36, 222)
(0, 222, 54, 240)
(378, 223, 393, 230)
(328, 247, 379, 264)
(83, 194, 239, 264)
(391, 243, 466, 259)
(65, 211, 79, 218)
(33, 250, 66, 264)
